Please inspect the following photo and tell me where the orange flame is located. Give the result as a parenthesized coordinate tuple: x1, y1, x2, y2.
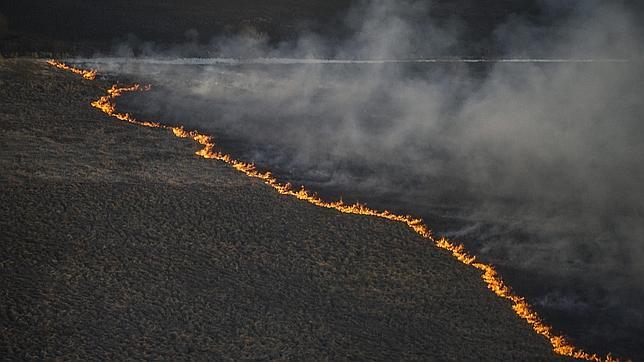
(47, 59, 97, 80)
(53, 60, 621, 362)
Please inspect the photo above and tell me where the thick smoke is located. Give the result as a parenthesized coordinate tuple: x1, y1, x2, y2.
(80, 0, 644, 355)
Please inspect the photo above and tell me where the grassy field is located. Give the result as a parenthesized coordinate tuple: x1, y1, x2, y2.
(0, 59, 565, 359)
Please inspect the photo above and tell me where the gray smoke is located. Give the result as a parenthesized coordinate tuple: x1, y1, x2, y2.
(75, 0, 644, 355)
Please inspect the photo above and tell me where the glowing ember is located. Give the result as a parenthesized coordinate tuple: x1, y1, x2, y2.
(52, 60, 620, 362)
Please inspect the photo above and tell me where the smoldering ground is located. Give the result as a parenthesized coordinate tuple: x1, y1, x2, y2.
(74, 0, 644, 357)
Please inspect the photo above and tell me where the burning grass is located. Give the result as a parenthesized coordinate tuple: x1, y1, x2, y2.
(53, 60, 619, 361)
(46, 59, 96, 80)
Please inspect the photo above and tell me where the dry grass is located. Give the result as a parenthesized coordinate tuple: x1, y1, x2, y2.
(0, 59, 563, 360)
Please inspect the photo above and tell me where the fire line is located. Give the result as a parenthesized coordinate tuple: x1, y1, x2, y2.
(47, 59, 97, 80)
(48, 59, 619, 362)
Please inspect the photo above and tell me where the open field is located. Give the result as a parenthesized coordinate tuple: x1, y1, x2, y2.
(2, 0, 641, 359)
(0, 59, 564, 359)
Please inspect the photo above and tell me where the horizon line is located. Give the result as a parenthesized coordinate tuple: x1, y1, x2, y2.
(67, 57, 637, 65)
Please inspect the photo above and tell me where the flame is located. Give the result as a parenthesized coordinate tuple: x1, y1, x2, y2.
(47, 59, 97, 80)
(52, 60, 622, 362)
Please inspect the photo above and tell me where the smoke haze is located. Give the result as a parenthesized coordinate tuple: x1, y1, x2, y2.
(76, 0, 644, 357)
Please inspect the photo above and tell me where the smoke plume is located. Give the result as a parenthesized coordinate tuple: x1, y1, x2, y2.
(76, 0, 644, 356)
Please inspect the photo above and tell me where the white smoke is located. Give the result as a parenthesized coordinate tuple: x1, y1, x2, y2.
(80, 0, 644, 281)
(72, 0, 644, 355)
